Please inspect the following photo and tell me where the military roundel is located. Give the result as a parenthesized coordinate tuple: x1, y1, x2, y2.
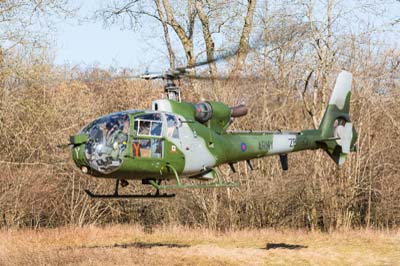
(240, 142, 247, 152)
(171, 145, 177, 152)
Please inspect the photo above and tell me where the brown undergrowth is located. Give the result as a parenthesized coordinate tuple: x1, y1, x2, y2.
(0, 67, 400, 231)
(0, 38, 399, 231)
(0, 225, 399, 266)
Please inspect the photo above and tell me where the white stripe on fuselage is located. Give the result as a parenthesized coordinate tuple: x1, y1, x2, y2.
(177, 121, 216, 174)
(152, 99, 216, 174)
(269, 134, 297, 155)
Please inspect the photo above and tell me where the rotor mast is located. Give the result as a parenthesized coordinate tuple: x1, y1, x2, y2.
(163, 77, 181, 102)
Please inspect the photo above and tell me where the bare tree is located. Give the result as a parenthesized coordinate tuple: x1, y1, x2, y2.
(97, 0, 258, 75)
(231, 0, 257, 74)
(0, 0, 75, 88)
(162, 0, 196, 66)
(98, 1, 196, 67)
(195, 0, 216, 75)
(155, 0, 176, 69)
(0, 0, 75, 52)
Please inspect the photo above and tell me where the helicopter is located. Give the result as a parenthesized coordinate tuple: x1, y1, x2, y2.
(69, 55, 358, 199)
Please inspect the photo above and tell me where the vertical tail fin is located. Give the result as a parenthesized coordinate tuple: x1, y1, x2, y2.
(318, 71, 358, 165)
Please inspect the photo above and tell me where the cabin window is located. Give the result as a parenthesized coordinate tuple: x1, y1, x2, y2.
(132, 113, 164, 158)
(166, 114, 179, 138)
(132, 139, 163, 158)
(135, 113, 163, 137)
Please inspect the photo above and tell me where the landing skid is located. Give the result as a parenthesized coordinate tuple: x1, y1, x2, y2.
(84, 190, 175, 199)
(85, 179, 175, 199)
(85, 167, 239, 199)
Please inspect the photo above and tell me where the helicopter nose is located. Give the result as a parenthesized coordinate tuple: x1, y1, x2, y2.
(70, 141, 90, 172)
(70, 133, 88, 167)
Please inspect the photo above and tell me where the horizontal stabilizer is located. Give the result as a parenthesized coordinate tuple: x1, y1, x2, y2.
(335, 122, 353, 154)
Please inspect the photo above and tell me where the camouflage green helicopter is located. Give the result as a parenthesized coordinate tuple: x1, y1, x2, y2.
(70, 60, 357, 198)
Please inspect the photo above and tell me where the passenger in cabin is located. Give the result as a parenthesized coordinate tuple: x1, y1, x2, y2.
(166, 114, 179, 138)
(139, 121, 151, 135)
(151, 139, 162, 158)
(150, 120, 162, 136)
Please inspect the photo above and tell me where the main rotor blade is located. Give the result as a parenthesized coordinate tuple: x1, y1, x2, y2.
(74, 72, 161, 82)
(176, 48, 239, 72)
(183, 73, 264, 81)
(183, 73, 229, 81)
(175, 37, 264, 72)
(73, 74, 140, 82)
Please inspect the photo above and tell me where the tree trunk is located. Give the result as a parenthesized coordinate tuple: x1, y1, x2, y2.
(155, 0, 176, 69)
(162, 0, 195, 67)
(231, 0, 257, 74)
(195, 0, 217, 76)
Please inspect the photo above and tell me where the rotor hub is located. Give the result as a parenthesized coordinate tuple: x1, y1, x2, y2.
(164, 78, 181, 101)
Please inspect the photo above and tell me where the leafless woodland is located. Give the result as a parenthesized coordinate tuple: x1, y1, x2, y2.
(0, 0, 399, 231)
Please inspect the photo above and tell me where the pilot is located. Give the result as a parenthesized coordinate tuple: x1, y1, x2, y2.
(117, 120, 129, 148)
(110, 119, 129, 160)
(105, 121, 117, 145)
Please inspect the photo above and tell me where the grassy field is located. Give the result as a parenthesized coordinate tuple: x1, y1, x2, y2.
(0, 225, 399, 266)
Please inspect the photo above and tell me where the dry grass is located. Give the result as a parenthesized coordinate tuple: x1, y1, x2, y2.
(0, 225, 399, 266)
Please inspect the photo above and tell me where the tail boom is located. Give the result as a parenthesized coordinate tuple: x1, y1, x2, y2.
(222, 71, 357, 167)
(223, 130, 320, 163)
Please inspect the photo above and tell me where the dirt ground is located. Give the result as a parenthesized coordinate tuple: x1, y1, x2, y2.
(0, 225, 399, 266)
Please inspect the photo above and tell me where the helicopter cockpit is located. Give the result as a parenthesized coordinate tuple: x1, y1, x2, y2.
(78, 111, 180, 175)
(81, 112, 131, 174)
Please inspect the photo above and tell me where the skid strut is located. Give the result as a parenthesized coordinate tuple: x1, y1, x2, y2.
(149, 165, 239, 190)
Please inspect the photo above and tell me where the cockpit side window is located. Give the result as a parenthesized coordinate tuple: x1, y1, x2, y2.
(138, 120, 151, 135)
(166, 114, 179, 138)
(132, 113, 164, 158)
(135, 113, 163, 137)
